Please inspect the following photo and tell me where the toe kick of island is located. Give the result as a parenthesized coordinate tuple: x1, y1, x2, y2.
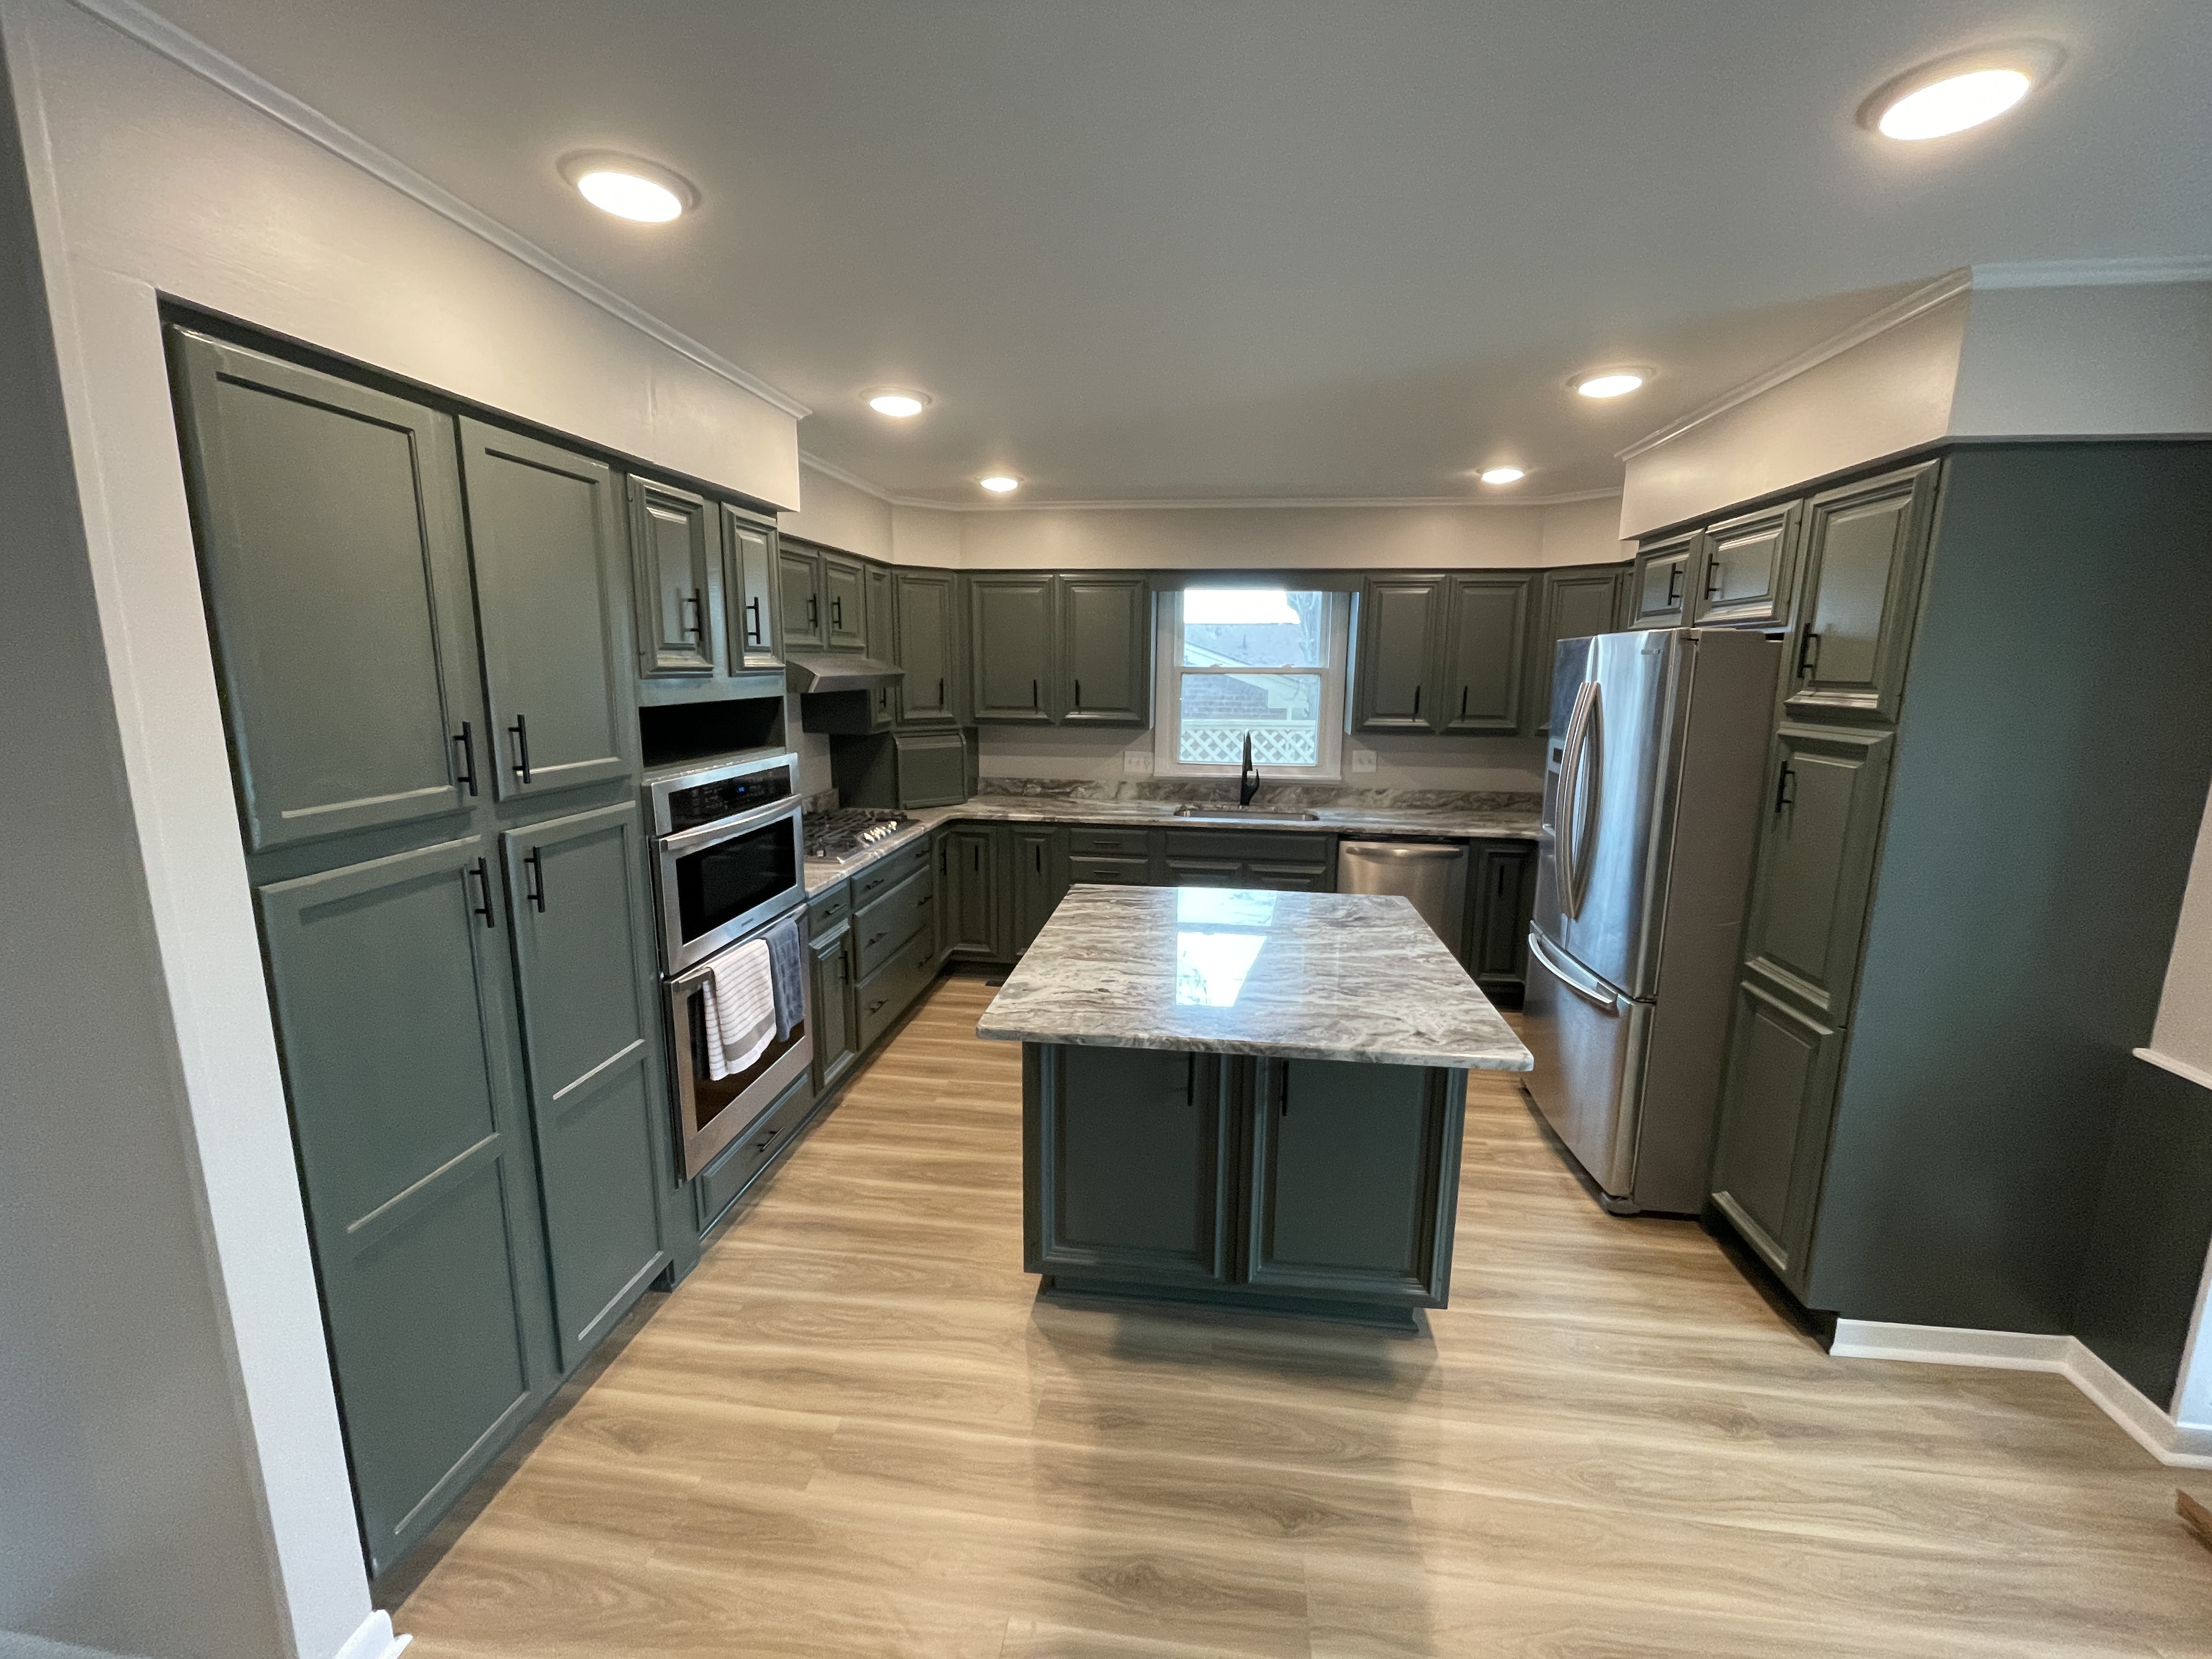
(1021, 1041, 1469, 1325)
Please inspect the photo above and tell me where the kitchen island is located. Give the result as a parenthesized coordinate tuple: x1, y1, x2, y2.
(978, 885, 1533, 1325)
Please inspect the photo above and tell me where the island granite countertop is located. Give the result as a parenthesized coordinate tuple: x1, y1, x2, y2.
(975, 885, 1533, 1071)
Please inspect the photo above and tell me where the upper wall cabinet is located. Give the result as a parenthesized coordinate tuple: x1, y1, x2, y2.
(458, 421, 638, 801)
(893, 568, 961, 725)
(720, 506, 781, 672)
(1629, 531, 1697, 628)
(1439, 574, 1532, 735)
(970, 573, 1152, 726)
(1525, 566, 1630, 737)
(170, 331, 483, 851)
(779, 544, 826, 652)
(1350, 577, 1445, 732)
(627, 478, 717, 676)
(1351, 573, 1531, 736)
(822, 550, 869, 652)
(865, 564, 895, 664)
(1782, 462, 1938, 727)
(969, 574, 1058, 723)
(1690, 502, 1802, 630)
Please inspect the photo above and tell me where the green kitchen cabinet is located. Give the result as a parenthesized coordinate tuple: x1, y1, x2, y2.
(168, 330, 482, 852)
(721, 506, 781, 672)
(627, 477, 717, 677)
(1439, 574, 1532, 734)
(1630, 531, 1698, 628)
(1245, 1059, 1461, 1305)
(1025, 1046, 1236, 1288)
(779, 543, 826, 651)
(457, 419, 637, 802)
(1465, 840, 1535, 1004)
(498, 802, 668, 1369)
(969, 575, 1057, 723)
(809, 920, 860, 1093)
(865, 562, 895, 662)
(1161, 830, 1333, 893)
(1059, 575, 1153, 725)
(932, 830, 959, 966)
(1707, 979, 1846, 1288)
(1690, 501, 1801, 630)
(1351, 575, 1444, 732)
(822, 549, 868, 651)
(254, 834, 553, 1576)
(893, 568, 962, 725)
(1011, 827, 1066, 955)
(1525, 565, 1632, 736)
(943, 824, 1007, 960)
(1782, 462, 1938, 727)
(1739, 726, 1895, 1023)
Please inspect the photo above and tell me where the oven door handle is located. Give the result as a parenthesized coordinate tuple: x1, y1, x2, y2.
(658, 797, 803, 859)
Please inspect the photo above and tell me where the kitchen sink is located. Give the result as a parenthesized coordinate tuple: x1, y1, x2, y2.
(1171, 805, 1322, 823)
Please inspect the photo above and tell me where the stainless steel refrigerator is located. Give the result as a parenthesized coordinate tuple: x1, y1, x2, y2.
(1523, 628, 1779, 1214)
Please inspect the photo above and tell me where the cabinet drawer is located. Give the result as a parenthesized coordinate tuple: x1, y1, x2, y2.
(1068, 855, 1150, 886)
(850, 838, 932, 906)
(854, 866, 933, 979)
(856, 927, 937, 1051)
(807, 881, 851, 939)
(693, 1069, 816, 1233)
(1162, 830, 1328, 866)
(1066, 826, 1150, 857)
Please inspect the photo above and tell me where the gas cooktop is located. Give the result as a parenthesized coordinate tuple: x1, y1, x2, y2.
(804, 809, 917, 863)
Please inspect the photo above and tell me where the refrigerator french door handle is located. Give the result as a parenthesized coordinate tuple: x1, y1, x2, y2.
(1569, 682, 1604, 919)
(1527, 928, 1625, 1012)
(1555, 681, 1596, 919)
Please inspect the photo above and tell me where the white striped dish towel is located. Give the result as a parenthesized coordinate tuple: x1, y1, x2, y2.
(701, 939, 776, 1080)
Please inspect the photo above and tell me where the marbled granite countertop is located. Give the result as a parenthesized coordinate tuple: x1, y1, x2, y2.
(975, 886, 1533, 1071)
(803, 794, 1542, 898)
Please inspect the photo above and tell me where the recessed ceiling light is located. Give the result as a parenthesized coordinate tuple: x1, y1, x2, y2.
(1479, 467, 1526, 486)
(978, 475, 1022, 495)
(1861, 42, 2063, 142)
(1571, 368, 1649, 400)
(558, 151, 698, 223)
(864, 389, 932, 418)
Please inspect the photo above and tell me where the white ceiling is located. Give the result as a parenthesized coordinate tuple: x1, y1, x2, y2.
(136, 0, 2212, 504)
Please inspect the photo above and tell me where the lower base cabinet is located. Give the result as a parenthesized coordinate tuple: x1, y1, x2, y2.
(857, 927, 939, 1049)
(1707, 979, 1846, 1293)
(1465, 841, 1536, 1006)
(690, 1070, 819, 1234)
(808, 918, 860, 1093)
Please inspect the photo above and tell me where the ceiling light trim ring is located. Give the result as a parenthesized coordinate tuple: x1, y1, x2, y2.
(558, 150, 701, 221)
(1570, 366, 1655, 399)
(1859, 40, 2065, 140)
(863, 388, 933, 417)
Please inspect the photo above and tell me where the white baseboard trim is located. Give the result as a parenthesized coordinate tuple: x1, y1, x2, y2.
(1833, 1320, 2212, 1470)
(332, 1611, 411, 1659)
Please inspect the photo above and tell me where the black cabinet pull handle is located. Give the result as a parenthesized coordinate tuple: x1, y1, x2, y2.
(1705, 562, 1722, 601)
(1665, 566, 1683, 606)
(1031, 678, 1039, 709)
(508, 713, 533, 785)
(1280, 1070, 1292, 1119)
(868, 997, 887, 1015)
(1033, 843, 1042, 872)
(1459, 686, 1469, 720)
(1412, 685, 1421, 716)
(524, 847, 546, 910)
(1774, 764, 1797, 815)
(832, 596, 843, 629)
(1074, 680, 1082, 708)
(746, 595, 763, 645)
(867, 930, 886, 947)
(1496, 863, 1506, 895)
(808, 595, 818, 627)
(468, 857, 495, 928)
(938, 676, 945, 707)
(1797, 630, 1822, 678)
(754, 1127, 779, 1152)
(684, 590, 704, 639)
(971, 844, 980, 872)
(452, 721, 478, 796)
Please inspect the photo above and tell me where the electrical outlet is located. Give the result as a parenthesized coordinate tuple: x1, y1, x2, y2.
(1124, 749, 1153, 775)
(1350, 748, 1377, 774)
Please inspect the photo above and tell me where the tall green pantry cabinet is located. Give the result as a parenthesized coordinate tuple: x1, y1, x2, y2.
(170, 328, 677, 1576)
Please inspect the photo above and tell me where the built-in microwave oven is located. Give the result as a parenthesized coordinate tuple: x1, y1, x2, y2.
(644, 751, 807, 975)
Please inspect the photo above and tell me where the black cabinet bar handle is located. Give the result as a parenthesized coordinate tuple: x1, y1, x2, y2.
(1797, 630, 1822, 678)
(1280, 1069, 1292, 1119)
(1031, 679, 1040, 709)
(1074, 680, 1082, 708)
(452, 721, 478, 796)
(1774, 764, 1797, 815)
(938, 676, 945, 707)
(683, 590, 704, 639)
(971, 844, 980, 872)
(467, 858, 495, 928)
(831, 596, 843, 629)
(808, 595, 818, 627)
(1705, 562, 1722, 600)
(746, 595, 763, 645)
(1459, 686, 1469, 720)
(1665, 566, 1683, 606)
(1496, 863, 1506, 895)
(508, 713, 533, 785)
(523, 848, 546, 910)
(1411, 685, 1421, 716)
(1033, 843, 1042, 872)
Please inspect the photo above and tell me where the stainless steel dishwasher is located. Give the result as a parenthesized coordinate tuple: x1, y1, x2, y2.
(1336, 842, 1468, 953)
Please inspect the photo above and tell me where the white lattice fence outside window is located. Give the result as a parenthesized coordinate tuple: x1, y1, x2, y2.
(1179, 721, 1319, 766)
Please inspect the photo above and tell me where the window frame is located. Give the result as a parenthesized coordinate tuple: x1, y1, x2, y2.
(1152, 588, 1349, 781)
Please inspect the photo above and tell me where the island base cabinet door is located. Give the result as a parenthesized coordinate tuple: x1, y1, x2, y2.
(499, 803, 668, 1370)
(1245, 1059, 1462, 1306)
(1707, 981, 1846, 1294)
(255, 836, 551, 1576)
(1026, 1046, 1234, 1285)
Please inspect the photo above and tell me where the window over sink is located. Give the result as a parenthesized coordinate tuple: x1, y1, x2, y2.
(1154, 587, 1348, 780)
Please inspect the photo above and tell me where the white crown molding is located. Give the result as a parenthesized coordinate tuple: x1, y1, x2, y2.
(1831, 1320, 2212, 1469)
(1972, 255, 2212, 290)
(797, 449, 895, 501)
(1617, 270, 1972, 462)
(2135, 1044, 2212, 1094)
(62, 0, 811, 420)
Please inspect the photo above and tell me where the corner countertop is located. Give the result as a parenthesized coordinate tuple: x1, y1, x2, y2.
(803, 794, 1543, 898)
(974, 885, 1533, 1071)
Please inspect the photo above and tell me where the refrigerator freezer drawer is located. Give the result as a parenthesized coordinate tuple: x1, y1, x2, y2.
(1521, 930, 1650, 1203)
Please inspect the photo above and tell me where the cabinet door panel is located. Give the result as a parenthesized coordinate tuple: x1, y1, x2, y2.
(1784, 462, 1938, 725)
(1012, 828, 1064, 954)
(1708, 980, 1844, 1289)
(970, 577, 1056, 723)
(1525, 567, 1628, 737)
(893, 569, 958, 724)
(1630, 533, 1696, 628)
(1442, 574, 1531, 733)
(170, 331, 479, 851)
(822, 552, 868, 650)
(778, 547, 824, 651)
(1741, 726, 1894, 1019)
(1247, 1059, 1458, 1305)
(1466, 841, 1534, 995)
(500, 803, 667, 1368)
(810, 922, 859, 1092)
(458, 421, 635, 800)
(721, 508, 781, 670)
(1027, 1046, 1233, 1285)
(255, 836, 548, 1573)
(1060, 577, 1153, 725)
(629, 478, 715, 675)
(945, 827, 1003, 958)
(1691, 503, 1801, 629)
(1352, 577, 1443, 731)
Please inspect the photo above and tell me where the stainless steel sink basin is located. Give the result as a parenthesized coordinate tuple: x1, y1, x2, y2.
(1171, 805, 1322, 823)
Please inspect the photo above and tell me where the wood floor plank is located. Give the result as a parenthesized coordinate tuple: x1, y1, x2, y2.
(394, 969, 2212, 1656)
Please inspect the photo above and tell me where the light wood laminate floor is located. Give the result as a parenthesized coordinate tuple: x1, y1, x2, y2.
(394, 972, 2212, 1657)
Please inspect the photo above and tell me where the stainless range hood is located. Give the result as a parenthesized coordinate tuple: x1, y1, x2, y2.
(783, 652, 905, 694)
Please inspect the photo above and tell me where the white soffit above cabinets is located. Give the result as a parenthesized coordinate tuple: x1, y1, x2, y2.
(94, 0, 2212, 506)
